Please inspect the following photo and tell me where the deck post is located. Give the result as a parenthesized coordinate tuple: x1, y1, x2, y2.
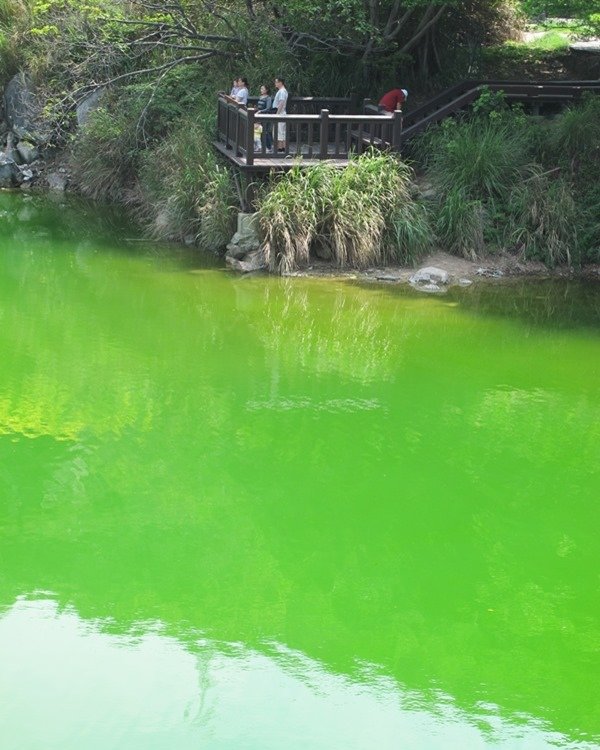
(319, 109, 330, 159)
(391, 108, 403, 152)
(224, 101, 230, 148)
(246, 107, 255, 166)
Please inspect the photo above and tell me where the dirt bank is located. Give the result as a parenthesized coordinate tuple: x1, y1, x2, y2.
(281, 251, 600, 288)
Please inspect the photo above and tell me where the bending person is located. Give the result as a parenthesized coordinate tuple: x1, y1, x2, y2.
(378, 87, 408, 113)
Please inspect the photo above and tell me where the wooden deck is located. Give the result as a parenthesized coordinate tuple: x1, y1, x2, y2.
(214, 81, 600, 173)
(215, 94, 401, 172)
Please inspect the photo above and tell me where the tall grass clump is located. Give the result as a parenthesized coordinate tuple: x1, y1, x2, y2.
(138, 116, 236, 248)
(258, 152, 431, 273)
(0, 0, 30, 81)
(436, 188, 486, 260)
(425, 117, 527, 205)
(552, 94, 600, 169)
(259, 165, 325, 273)
(508, 167, 578, 267)
(73, 106, 139, 202)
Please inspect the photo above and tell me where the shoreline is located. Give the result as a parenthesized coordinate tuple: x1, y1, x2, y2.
(279, 251, 600, 289)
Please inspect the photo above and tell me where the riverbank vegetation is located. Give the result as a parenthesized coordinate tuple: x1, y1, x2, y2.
(0, 0, 598, 269)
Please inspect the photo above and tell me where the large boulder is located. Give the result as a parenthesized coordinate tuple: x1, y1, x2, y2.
(409, 266, 450, 285)
(226, 248, 267, 273)
(3, 72, 42, 141)
(226, 212, 261, 257)
(16, 140, 39, 164)
(46, 171, 67, 191)
(76, 89, 104, 127)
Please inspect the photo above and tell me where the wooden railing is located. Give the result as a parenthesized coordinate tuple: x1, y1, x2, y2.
(399, 79, 600, 141)
(216, 81, 600, 166)
(217, 94, 402, 165)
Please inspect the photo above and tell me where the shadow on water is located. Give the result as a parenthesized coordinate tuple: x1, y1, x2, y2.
(355, 277, 600, 332)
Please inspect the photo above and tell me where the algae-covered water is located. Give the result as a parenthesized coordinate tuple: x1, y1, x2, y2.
(0, 192, 598, 749)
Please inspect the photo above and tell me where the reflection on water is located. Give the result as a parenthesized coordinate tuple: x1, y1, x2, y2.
(0, 192, 599, 749)
(1, 597, 593, 750)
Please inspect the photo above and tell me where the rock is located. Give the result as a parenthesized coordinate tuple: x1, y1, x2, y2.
(476, 267, 503, 278)
(226, 212, 261, 257)
(46, 172, 67, 191)
(375, 273, 401, 282)
(4, 131, 17, 162)
(226, 248, 267, 273)
(0, 152, 19, 187)
(17, 166, 34, 182)
(409, 266, 450, 285)
(16, 140, 39, 164)
(76, 89, 104, 127)
(3, 72, 42, 141)
(313, 242, 333, 261)
(225, 242, 248, 260)
(458, 278, 473, 286)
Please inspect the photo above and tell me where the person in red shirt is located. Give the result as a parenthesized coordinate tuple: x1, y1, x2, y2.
(378, 88, 408, 113)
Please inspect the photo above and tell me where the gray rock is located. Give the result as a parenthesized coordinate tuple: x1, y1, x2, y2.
(76, 89, 104, 127)
(226, 242, 248, 260)
(0, 152, 19, 187)
(476, 267, 503, 278)
(46, 172, 67, 191)
(226, 248, 267, 273)
(411, 282, 446, 293)
(226, 211, 261, 256)
(16, 140, 39, 164)
(409, 266, 450, 285)
(4, 131, 17, 162)
(458, 277, 473, 286)
(375, 273, 401, 282)
(313, 243, 333, 261)
(3, 72, 42, 141)
(18, 166, 34, 182)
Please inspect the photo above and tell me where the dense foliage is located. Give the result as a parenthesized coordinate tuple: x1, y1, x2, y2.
(0, 0, 598, 266)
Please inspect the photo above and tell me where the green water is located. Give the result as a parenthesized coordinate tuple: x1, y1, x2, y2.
(0, 192, 598, 750)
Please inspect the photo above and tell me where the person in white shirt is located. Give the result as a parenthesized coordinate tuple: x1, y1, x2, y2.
(230, 78, 240, 98)
(273, 77, 288, 152)
(236, 77, 249, 106)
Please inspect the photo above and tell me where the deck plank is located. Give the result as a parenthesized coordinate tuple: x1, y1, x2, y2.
(213, 141, 350, 172)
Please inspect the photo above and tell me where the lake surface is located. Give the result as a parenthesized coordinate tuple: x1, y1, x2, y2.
(0, 191, 598, 750)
